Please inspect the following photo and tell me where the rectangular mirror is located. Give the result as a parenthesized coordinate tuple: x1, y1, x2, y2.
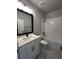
(17, 9, 33, 36)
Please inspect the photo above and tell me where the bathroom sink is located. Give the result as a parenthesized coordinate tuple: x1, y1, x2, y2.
(22, 36, 36, 41)
(17, 34, 41, 47)
(17, 35, 36, 42)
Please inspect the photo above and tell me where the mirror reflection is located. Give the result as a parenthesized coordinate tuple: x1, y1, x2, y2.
(17, 9, 33, 35)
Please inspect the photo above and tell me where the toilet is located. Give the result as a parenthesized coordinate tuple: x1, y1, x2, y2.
(40, 40, 48, 46)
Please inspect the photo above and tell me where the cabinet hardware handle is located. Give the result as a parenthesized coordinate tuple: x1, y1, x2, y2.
(32, 46, 34, 52)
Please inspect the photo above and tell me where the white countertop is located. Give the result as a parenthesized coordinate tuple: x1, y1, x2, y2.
(17, 34, 41, 47)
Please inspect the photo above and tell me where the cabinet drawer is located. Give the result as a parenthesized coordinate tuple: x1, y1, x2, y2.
(19, 44, 29, 53)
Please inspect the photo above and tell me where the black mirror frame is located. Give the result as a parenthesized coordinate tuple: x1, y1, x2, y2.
(17, 8, 33, 36)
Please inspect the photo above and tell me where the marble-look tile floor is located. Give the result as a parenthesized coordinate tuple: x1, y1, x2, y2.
(35, 46, 62, 59)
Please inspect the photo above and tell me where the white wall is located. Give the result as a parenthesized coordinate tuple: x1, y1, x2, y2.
(46, 9, 62, 19)
(19, 0, 45, 35)
(45, 9, 62, 44)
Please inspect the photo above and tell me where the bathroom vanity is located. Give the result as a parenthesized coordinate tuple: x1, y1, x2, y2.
(17, 9, 41, 59)
(17, 34, 41, 59)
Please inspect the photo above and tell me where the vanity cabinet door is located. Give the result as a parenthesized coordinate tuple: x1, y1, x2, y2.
(28, 39, 40, 59)
(18, 37, 41, 59)
(19, 44, 31, 59)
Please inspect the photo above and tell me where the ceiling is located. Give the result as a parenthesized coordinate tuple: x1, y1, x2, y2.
(29, 0, 62, 14)
(19, 0, 62, 14)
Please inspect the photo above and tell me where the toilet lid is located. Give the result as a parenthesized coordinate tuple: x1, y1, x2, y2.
(40, 40, 48, 45)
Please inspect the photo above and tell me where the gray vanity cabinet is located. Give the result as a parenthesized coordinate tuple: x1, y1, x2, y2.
(18, 38, 40, 59)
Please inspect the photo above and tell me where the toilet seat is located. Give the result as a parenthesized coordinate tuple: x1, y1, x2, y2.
(40, 40, 48, 46)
